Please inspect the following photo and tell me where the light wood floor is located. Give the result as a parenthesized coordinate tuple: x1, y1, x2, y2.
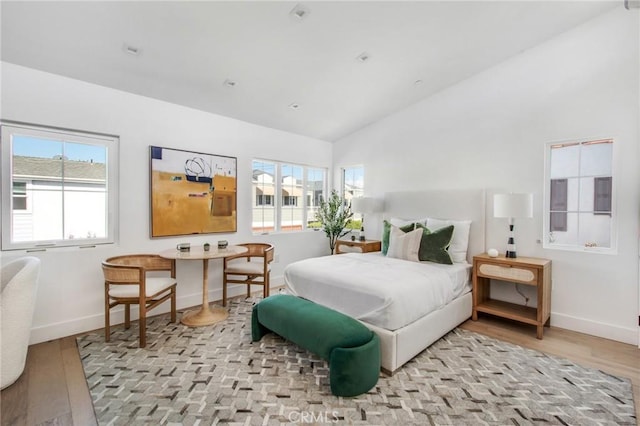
(2, 316, 638, 425)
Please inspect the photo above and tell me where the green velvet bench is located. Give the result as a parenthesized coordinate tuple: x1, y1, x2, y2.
(252, 294, 380, 397)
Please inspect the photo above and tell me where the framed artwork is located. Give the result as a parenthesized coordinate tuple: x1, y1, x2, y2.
(150, 146, 237, 237)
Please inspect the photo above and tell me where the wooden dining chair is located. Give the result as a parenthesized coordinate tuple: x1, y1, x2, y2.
(102, 254, 177, 348)
(222, 243, 274, 306)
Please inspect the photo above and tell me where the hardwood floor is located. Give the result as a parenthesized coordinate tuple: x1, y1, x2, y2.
(2, 316, 638, 425)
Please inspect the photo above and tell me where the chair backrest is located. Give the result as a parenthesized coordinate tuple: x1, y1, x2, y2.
(236, 243, 274, 264)
(1, 257, 40, 293)
(102, 254, 175, 284)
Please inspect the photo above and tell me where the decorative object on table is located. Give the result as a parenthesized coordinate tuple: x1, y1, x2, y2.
(176, 242, 190, 252)
(350, 196, 383, 242)
(350, 234, 356, 241)
(487, 248, 499, 258)
(150, 145, 237, 237)
(203, 243, 210, 251)
(315, 190, 353, 254)
(493, 193, 533, 258)
(1, 256, 40, 389)
(217, 240, 228, 249)
(102, 254, 177, 348)
(222, 243, 274, 307)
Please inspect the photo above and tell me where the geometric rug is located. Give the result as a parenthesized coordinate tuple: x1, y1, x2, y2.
(77, 297, 636, 425)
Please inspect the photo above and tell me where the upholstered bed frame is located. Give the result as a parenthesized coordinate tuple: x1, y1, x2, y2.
(365, 189, 485, 374)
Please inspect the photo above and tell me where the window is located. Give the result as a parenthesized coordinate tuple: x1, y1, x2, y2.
(256, 194, 273, 206)
(1, 122, 119, 250)
(342, 165, 364, 230)
(252, 159, 326, 233)
(12, 181, 27, 211)
(544, 139, 615, 252)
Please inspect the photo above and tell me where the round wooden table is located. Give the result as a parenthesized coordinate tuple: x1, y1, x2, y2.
(159, 245, 248, 327)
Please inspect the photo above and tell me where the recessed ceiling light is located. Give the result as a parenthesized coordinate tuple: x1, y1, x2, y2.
(288, 102, 300, 110)
(290, 4, 310, 20)
(356, 52, 371, 63)
(223, 79, 237, 88)
(122, 43, 141, 56)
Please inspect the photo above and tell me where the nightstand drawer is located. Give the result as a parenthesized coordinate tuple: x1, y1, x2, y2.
(477, 262, 538, 285)
(335, 239, 381, 254)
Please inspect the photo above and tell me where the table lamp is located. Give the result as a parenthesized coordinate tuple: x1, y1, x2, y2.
(350, 197, 383, 241)
(493, 193, 533, 258)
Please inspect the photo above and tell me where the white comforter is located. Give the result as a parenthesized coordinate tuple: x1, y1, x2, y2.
(284, 253, 470, 331)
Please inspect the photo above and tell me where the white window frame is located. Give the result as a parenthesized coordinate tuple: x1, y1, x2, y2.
(542, 138, 617, 254)
(1, 121, 119, 251)
(251, 159, 326, 234)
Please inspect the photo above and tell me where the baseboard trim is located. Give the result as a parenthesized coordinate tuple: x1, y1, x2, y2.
(551, 311, 638, 346)
(29, 275, 285, 345)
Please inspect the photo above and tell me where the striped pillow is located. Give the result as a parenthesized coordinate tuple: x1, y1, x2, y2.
(387, 226, 422, 262)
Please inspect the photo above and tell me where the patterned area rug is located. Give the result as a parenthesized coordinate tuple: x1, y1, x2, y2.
(78, 298, 635, 425)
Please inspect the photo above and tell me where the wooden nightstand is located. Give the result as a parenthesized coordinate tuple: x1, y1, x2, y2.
(472, 254, 552, 339)
(335, 239, 381, 254)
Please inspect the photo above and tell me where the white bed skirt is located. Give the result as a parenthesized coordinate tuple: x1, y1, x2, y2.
(362, 291, 472, 374)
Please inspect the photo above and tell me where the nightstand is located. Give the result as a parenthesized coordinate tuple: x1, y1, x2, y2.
(472, 254, 552, 339)
(335, 239, 381, 254)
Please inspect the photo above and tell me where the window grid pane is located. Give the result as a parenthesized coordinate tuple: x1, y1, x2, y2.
(343, 166, 364, 230)
(252, 160, 276, 233)
(306, 168, 325, 229)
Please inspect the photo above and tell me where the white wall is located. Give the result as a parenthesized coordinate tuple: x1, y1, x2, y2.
(334, 8, 639, 344)
(1, 62, 333, 344)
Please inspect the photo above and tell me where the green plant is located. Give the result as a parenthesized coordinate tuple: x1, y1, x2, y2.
(316, 190, 353, 254)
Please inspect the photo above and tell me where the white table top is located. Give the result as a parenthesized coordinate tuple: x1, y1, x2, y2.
(159, 245, 247, 260)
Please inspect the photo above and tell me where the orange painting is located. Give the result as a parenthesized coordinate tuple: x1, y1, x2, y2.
(150, 146, 237, 237)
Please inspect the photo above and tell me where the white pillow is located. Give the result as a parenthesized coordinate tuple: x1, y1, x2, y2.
(389, 217, 417, 228)
(387, 226, 422, 262)
(426, 218, 472, 263)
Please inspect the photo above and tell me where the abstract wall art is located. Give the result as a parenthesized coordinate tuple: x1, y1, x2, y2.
(150, 146, 237, 237)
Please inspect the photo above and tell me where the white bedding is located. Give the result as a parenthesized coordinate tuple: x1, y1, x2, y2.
(284, 253, 471, 331)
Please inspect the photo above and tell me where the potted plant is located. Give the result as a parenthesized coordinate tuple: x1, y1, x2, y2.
(316, 190, 353, 254)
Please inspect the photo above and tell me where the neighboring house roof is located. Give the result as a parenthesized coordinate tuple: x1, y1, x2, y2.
(13, 156, 106, 181)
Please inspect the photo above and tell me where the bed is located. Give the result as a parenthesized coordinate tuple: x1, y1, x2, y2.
(284, 189, 486, 374)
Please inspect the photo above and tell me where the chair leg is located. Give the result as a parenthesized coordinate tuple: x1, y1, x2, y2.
(265, 273, 270, 298)
(222, 275, 228, 307)
(124, 304, 131, 329)
(105, 298, 111, 343)
(246, 284, 251, 298)
(170, 286, 176, 323)
(139, 299, 147, 348)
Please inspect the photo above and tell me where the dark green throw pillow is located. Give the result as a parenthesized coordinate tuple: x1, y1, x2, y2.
(416, 223, 454, 264)
(381, 220, 416, 255)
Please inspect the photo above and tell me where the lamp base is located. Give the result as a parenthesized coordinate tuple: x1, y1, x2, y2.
(506, 223, 517, 258)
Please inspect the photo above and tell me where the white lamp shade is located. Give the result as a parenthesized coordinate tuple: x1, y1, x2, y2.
(494, 193, 533, 218)
(351, 197, 383, 214)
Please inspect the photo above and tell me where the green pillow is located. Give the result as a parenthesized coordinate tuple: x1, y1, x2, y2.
(416, 223, 454, 264)
(381, 220, 416, 255)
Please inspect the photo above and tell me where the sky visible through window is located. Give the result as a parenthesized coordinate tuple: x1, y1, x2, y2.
(13, 135, 107, 163)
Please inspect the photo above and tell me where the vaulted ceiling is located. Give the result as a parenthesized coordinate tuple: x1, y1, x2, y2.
(1, 1, 617, 141)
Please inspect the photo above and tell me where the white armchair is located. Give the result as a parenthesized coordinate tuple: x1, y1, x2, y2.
(1, 256, 41, 389)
